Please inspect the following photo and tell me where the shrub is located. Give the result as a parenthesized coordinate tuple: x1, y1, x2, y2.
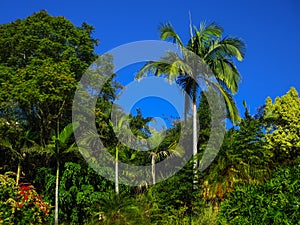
(0, 172, 51, 224)
(218, 164, 300, 224)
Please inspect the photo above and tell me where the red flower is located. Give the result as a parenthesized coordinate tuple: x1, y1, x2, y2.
(37, 195, 42, 201)
(15, 202, 23, 209)
(20, 185, 30, 191)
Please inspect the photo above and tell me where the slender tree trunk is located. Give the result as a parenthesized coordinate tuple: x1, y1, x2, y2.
(115, 147, 119, 194)
(16, 162, 21, 185)
(55, 118, 60, 225)
(151, 155, 156, 185)
(192, 100, 198, 189)
(55, 159, 59, 225)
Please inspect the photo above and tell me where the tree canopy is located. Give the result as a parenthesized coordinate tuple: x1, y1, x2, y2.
(0, 10, 98, 147)
(264, 87, 300, 164)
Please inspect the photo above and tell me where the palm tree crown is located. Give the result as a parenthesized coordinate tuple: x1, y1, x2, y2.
(137, 21, 245, 123)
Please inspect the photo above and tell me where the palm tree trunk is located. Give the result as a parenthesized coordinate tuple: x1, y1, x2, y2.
(55, 118, 60, 225)
(16, 162, 21, 185)
(115, 147, 119, 194)
(151, 155, 156, 185)
(55, 159, 59, 225)
(192, 100, 198, 189)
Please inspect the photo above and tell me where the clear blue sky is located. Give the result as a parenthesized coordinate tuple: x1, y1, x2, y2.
(1, 0, 300, 124)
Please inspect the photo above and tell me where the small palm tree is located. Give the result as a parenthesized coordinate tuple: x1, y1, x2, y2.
(44, 122, 79, 225)
(0, 126, 38, 185)
(147, 129, 183, 185)
(109, 114, 132, 194)
(110, 109, 152, 194)
(92, 190, 145, 225)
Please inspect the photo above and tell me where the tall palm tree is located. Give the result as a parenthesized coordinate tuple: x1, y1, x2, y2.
(136, 22, 245, 188)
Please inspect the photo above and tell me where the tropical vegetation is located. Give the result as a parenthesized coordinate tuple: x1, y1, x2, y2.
(0, 11, 299, 224)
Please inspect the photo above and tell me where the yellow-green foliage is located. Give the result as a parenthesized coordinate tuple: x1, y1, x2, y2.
(264, 87, 300, 162)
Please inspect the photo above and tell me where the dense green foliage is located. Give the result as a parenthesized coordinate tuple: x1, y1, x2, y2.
(0, 11, 299, 224)
(0, 10, 98, 158)
(218, 163, 300, 224)
(200, 109, 272, 205)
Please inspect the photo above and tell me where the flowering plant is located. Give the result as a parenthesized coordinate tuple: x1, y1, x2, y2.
(0, 173, 51, 224)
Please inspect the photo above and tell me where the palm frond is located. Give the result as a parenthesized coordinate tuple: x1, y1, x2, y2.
(159, 22, 183, 46)
(211, 59, 241, 94)
(136, 51, 192, 84)
(62, 143, 78, 154)
(135, 61, 160, 80)
(21, 142, 41, 154)
(211, 82, 240, 123)
(205, 37, 246, 62)
(58, 122, 79, 144)
(188, 22, 223, 53)
(220, 37, 245, 61)
(41, 144, 56, 155)
(1, 138, 13, 150)
(199, 22, 223, 39)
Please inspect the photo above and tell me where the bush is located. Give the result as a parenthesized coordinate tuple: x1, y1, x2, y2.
(218, 164, 300, 224)
(0, 172, 51, 224)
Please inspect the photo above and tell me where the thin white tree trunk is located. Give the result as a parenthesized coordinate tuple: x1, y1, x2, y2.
(192, 101, 198, 189)
(151, 155, 156, 185)
(115, 147, 119, 194)
(55, 160, 59, 225)
(16, 162, 21, 185)
(55, 119, 60, 225)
